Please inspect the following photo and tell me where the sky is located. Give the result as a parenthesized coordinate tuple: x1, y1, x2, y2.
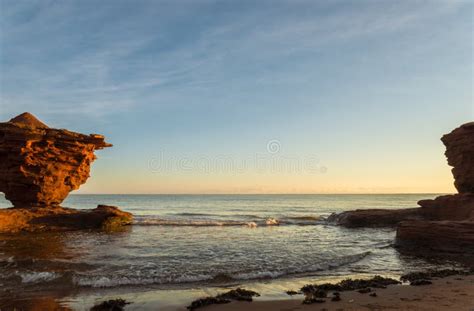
(0, 0, 472, 194)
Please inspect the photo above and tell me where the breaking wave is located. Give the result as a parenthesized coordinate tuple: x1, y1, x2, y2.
(72, 251, 371, 288)
(19, 271, 61, 284)
(133, 215, 323, 227)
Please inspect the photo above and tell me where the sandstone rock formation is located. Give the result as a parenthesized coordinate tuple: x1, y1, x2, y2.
(0, 205, 132, 233)
(442, 122, 474, 193)
(0, 112, 132, 233)
(0, 112, 111, 207)
(326, 208, 422, 228)
(395, 123, 474, 254)
(396, 220, 474, 254)
(329, 122, 474, 254)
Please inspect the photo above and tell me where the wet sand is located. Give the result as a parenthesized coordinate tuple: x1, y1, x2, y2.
(205, 275, 474, 311)
(1, 274, 473, 310)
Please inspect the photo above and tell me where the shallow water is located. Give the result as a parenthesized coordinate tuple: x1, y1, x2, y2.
(0, 194, 465, 309)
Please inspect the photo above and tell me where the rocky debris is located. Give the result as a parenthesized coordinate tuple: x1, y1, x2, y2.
(186, 288, 260, 310)
(0, 112, 112, 207)
(216, 288, 260, 301)
(300, 276, 399, 304)
(186, 297, 231, 310)
(90, 299, 131, 311)
(301, 276, 400, 295)
(285, 290, 299, 295)
(0, 205, 132, 233)
(400, 269, 472, 284)
(441, 122, 474, 193)
(369, 292, 377, 297)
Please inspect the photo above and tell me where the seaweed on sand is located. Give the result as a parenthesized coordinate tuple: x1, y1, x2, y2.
(187, 288, 260, 310)
(90, 298, 131, 311)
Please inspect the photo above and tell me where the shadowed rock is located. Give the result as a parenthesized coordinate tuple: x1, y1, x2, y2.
(395, 123, 474, 254)
(442, 122, 474, 193)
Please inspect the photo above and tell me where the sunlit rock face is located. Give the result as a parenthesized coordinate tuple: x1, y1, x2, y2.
(0, 112, 111, 207)
(442, 122, 474, 193)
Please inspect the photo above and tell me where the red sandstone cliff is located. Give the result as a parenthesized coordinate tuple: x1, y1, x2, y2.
(0, 112, 111, 207)
(0, 113, 131, 233)
(395, 123, 474, 253)
(329, 122, 474, 254)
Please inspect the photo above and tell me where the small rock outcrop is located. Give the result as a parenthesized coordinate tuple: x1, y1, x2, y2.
(0, 113, 132, 233)
(0, 112, 111, 207)
(0, 205, 132, 233)
(327, 208, 422, 228)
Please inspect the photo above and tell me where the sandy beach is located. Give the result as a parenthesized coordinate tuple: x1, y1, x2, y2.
(203, 275, 474, 311)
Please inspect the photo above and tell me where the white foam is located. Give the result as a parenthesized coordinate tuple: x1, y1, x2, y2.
(20, 271, 60, 284)
(133, 215, 323, 227)
(265, 218, 280, 225)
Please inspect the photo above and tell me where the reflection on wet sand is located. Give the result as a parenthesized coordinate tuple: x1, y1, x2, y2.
(0, 296, 72, 311)
(0, 232, 70, 260)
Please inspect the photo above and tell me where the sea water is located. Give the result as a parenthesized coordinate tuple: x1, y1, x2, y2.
(0, 193, 461, 294)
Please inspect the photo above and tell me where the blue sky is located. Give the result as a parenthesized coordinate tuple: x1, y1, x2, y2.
(0, 0, 472, 193)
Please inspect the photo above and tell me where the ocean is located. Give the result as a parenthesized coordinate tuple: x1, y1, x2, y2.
(0, 194, 463, 309)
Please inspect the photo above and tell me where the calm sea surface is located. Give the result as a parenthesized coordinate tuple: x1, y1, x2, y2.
(0, 194, 460, 294)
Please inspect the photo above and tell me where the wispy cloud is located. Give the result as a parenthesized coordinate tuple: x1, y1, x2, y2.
(0, 0, 469, 120)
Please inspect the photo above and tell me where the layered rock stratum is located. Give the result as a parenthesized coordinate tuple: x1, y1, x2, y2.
(442, 122, 474, 193)
(0, 112, 111, 207)
(0, 113, 132, 233)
